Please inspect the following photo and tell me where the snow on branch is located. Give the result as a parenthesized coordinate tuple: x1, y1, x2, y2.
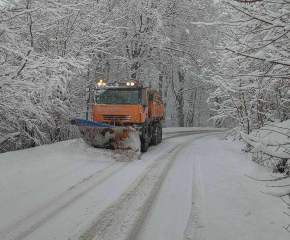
(0, 132, 20, 146)
(241, 131, 290, 159)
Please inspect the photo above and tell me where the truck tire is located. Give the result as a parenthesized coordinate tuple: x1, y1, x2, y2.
(141, 136, 149, 152)
(156, 123, 162, 144)
(150, 124, 158, 146)
(141, 121, 150, 152)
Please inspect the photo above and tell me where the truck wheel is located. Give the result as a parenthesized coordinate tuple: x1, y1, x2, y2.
(150, 124, 158, 146)
(156, 123, 162, 144)
(141, 136, 149, 152)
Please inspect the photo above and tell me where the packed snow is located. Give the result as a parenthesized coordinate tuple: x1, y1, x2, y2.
(0, 128, 289, 240)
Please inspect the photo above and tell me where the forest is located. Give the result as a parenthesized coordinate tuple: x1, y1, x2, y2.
(1, 0, 290, 157)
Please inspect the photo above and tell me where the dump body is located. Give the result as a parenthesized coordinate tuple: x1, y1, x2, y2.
(148, 90, 164, 122)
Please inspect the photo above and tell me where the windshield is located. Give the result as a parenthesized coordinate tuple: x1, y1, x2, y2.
(95, 89, 142, 105)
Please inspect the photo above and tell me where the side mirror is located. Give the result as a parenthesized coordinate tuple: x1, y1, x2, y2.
(149, 93, 153, 102)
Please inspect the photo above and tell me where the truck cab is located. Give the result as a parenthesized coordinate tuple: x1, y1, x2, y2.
(92, 81, 149, 126)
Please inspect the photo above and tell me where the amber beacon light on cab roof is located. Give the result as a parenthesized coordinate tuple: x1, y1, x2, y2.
(71, 79, 164, 152)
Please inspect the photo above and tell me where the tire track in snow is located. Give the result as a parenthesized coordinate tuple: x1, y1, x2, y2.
(1, 130, 224, 240)
(162, 130, 226, 140)
(78, 143, 184, 240)
(183, 154, 209, 240)
(1, 160, 97, 205)
(0, 161, 128, 240)
(79, 132, 222, 240)
(129, 136, 209, 240)
(125, 141, 190, 240)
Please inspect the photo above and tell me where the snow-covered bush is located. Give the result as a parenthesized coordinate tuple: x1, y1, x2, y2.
(241, 120, 290, 174)
(241, 119, 290, 232)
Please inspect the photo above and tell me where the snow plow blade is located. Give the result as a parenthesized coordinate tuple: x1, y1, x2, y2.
(71, 119, 139, 151)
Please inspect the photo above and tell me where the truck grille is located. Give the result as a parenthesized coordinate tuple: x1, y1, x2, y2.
(102, 115, 131, 121)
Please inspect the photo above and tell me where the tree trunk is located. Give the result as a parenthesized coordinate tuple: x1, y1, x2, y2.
(130, 61, 140, 80)
(242, 92, 250, 135)
(158, 72, 163, 97)
(163, 72, 169, 127)
(54, 112, 60, 142)
(86, 66, 90, 120)
(187, 88, 197, 127)
(177, 71, 184, 127)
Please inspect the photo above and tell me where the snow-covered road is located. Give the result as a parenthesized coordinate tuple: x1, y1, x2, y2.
(0, 128, 289, 240)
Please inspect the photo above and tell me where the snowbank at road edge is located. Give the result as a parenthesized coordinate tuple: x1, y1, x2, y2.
(193, 136, 289, 240)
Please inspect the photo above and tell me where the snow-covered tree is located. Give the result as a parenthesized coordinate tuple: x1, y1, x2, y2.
(0, 0, 107, 152)
(207, 0, 290, 132)
(0, 0, 220, 152)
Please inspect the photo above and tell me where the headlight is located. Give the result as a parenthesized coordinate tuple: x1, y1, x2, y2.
(126, 82, 131, 86)
(130, 82, 135, 86)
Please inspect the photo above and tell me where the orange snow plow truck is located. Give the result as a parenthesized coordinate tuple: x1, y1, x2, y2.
(72, 79, 164, 152)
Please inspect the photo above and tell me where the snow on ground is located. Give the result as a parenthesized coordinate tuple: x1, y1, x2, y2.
(0, 139, 138, 204)
(0, 128, 289, 240)
(193, 136, 289, 240)
(163, 127, 228, 134)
